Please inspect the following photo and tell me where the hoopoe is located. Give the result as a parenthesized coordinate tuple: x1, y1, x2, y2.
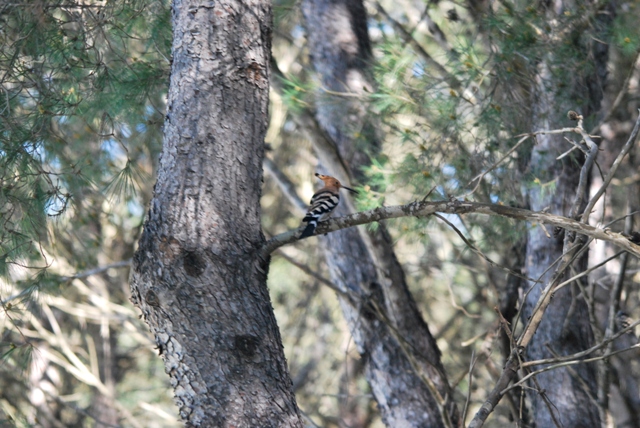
(300, 173, 357, 238)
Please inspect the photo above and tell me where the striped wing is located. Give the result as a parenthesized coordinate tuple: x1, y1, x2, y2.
(303, 190, 339, 223)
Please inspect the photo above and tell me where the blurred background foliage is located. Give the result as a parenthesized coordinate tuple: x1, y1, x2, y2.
(1, 0, 640, 426)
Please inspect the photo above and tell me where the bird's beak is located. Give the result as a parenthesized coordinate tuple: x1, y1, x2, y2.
(343, 186, 358, 194)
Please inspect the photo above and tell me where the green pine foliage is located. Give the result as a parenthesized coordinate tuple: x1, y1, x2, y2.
(0, 1, 174, 425)
(0, 0, 168, 277)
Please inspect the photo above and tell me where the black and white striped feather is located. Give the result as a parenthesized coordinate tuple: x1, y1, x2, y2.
(300, 189, 340, 238)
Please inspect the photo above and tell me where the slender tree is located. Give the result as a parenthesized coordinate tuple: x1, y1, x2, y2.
(300, 0, 459, 425)
(517, 2, 613, 425)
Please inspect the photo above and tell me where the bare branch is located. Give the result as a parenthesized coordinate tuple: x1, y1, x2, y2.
(464, 134, 531, 197)
(461, 350, 478, 424)
(434, 213, 539, 283)
(59, 259, 132, 282)
(568, 112, 599, 219)
(507, 341, 640, 394)
(520, 318, 640, 369)
(257, 200, 640, 263)
(598, 198, 636, 415)
(467, 348, 522, 428)
(276, 251, 347, 297)
(590, 52, 640, 135)
(1, 259, 132, 306)
(582, 111, 640, 222)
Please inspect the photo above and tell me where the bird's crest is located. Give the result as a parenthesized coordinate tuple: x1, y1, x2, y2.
(315, 173, 357, 194)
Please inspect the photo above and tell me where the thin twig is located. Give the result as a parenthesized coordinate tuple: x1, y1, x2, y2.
(44, 390, 123, 428)
(553, 250, 624, 294)
(529, 375, 563, 428)
(467, 347, 523, 428)
(504, 342, 640, 394)
(263, 157, 308, 213)
(598, 198, 635, 417)
(569, 113, 599, 219)
(520, 318, 640, 369)
(1, 260, 132, 306)
(545, 345, 603, 420)
(582, 111, 640, 223)
(434, 213, 539, 284)
(374, 2, 460, 89)
(461, 350, 478, 424)
(464, 134, 531, 197)
(590, 51, 640, 135)
(276, 251, 348, 298)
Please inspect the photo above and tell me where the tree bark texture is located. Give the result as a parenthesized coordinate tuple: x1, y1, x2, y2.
(302, 1, 459, 426)
(521, 2, 613, 426)
(130, 1, 303, 426)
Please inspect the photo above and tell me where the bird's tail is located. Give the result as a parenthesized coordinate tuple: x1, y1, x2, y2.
(299, 221, 317, 238)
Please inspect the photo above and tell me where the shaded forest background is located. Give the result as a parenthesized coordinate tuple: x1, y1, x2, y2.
(2, 0, 640, 426)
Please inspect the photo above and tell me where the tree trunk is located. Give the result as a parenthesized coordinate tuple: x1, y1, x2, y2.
(302, 0, 459, 426)
(130, 0, 303, 426)
(521, 2, 613, 426)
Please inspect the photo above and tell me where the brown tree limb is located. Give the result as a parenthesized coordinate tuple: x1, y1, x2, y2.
(258, 200, 640, 263)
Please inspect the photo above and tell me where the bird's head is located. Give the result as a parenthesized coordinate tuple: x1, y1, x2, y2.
(315, 173, 358, 194)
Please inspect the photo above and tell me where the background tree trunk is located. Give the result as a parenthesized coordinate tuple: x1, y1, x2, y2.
(520, 1, 613, 426)
(302, 0, 459, 426)
(129, 0, 303, 426)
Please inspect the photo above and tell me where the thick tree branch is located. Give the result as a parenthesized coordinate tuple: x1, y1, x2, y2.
(258, 200, 640, 263)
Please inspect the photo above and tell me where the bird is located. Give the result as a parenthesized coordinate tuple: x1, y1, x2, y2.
(300, 173, 357, 238)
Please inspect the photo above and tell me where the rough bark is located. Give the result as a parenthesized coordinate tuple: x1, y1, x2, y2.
(302, 1, 459, 426)
(520, 2, 613, 426)
(130, 0, 303, 426)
